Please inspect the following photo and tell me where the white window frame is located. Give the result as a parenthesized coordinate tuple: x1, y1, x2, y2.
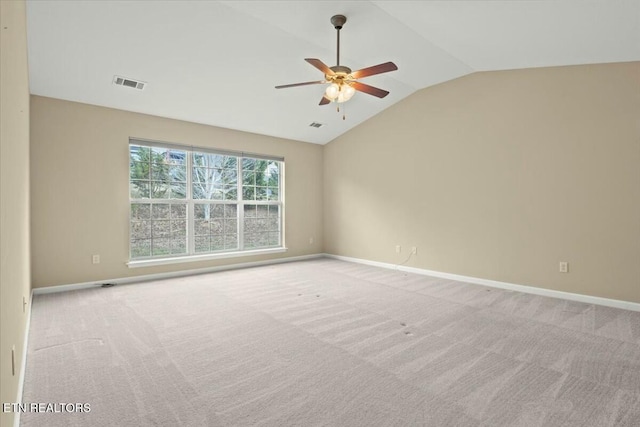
(127, 138, 286, 268)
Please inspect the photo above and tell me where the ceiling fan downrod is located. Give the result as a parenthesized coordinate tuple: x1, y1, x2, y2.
(331, 15, 347, 67)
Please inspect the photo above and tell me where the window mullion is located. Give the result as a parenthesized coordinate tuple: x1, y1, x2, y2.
(237, 157, 244, 251)
(187, 152, 195, 255)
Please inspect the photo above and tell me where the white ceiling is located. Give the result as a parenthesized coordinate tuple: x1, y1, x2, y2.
(26, 1, 640, 145)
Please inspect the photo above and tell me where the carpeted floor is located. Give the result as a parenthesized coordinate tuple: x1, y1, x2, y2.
(21, 258, 640, 426)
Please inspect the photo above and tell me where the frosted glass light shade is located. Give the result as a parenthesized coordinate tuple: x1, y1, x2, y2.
(337, 84, 355, 103)
(325, 83, 340, 100)
(325, 82, 355, 103)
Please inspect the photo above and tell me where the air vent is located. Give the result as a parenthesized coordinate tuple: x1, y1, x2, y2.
(113, 75, 146, 90)
(309, 122, 324, 128)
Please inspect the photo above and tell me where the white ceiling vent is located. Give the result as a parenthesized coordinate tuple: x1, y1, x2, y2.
(113, 75, 146, 90)
(309, 122, 325, 128)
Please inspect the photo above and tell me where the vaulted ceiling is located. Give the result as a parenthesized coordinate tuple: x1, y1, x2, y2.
(26, 1, 640, 144)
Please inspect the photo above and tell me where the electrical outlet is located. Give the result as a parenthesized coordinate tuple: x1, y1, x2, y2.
(411, 247, 417, 255)
(92, 254, 100, 264)
(395, 245, 401, 254)
(309, 237, 314, 245)
(559, 262, 568, 273)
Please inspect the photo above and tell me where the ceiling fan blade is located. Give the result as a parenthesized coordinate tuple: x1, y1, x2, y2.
(319, 96, 331, 106)
(275, 80, 326, 89)
(305, 58, 335, 76)
(350, 81, 390, 98)
(351, 62, 398, 79)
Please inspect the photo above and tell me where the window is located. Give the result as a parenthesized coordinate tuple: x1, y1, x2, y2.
(129, 140, 284, 263)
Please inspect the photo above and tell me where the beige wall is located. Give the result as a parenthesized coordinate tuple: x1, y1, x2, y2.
(30, 96, 323, 288)
(1, 1, 31, 425)
(28, 62, 640, 305)
(325, 62, 640, 303)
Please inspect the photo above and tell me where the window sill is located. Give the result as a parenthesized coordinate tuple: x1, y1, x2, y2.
(127, 247, 288, 268)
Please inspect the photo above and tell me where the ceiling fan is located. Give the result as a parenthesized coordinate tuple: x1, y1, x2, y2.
(275, 14, 398, 108)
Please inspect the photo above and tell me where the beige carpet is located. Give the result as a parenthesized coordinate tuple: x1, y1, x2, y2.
(21, 258, 640, 426)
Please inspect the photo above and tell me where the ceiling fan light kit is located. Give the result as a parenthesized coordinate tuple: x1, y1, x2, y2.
(275, 14, 398, 119)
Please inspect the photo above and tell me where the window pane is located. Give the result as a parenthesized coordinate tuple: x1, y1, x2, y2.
(130, 161, 149, 180)
(256, 172, 268, 187)
(242, 187, 255, 201)
(130, 146, 151, 163)
(223, 156, 237, 169)
(255, 187, 268, 201)
(150, 182, 170, 199)
(266, 161, 279, 186)
(131, 239, 151, 258)
(243, 217, 254, 233)
(212, 187, 225, 200)
(168, 150, 186, 165)
(267, 217, 279, 231)
(268, 232, 280, 246)
(243, 171, 255, 186)
(152, 220, 171, 238)
(171, 220, 186, 236)
(222, 168, 238, 185)
(224, 186, 237, 201)
(130, 181, 150, 199)
(246, 232, 269, 248)
(194, 220, 209, 235)
(171, 238, 187, 255)
(256, 205, 268, 218)
(211, 235, 224, 251)
(193, 153, 205, 166)
(224, 219, 237, 234)
(152, 238, 171, 256)
(242, 158, 256, 170)
(244, 233, 258, 249)
(195, 236, 209, 253)
(152, 204, 170, 219)
(169, 165, 187, 181)
(171, 204, 186, 219)
(194, 204, 206, 219)
(267, 205, 279, 218)
(131, 220, 151, 240)
(267, 187, 278, 201)
(224, 204, 237, 218)
(207, 204, 221, 219)
(193, 153, 224, 168)
(244, 205, 256, 218)
(255, 159, 268, 172)
(225, 234, 238, 250)
(192, 167, 209, 182)
(152, 163, 170, 182)
(131, 204, 151, 220)
(210, 219, 223, 234)
(170, 183, 187, 199)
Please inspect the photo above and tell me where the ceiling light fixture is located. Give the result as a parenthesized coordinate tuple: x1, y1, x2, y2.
(324, 82, 355, 103)
(275, 14, 398, 120)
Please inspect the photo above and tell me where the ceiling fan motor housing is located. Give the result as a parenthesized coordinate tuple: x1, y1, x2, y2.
(330, 66, 352, 74)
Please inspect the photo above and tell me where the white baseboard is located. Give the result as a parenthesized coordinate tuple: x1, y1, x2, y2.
(33, 253, 324, 295)
(14, 289, 33, 427)
(324, 253, 640, 312)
